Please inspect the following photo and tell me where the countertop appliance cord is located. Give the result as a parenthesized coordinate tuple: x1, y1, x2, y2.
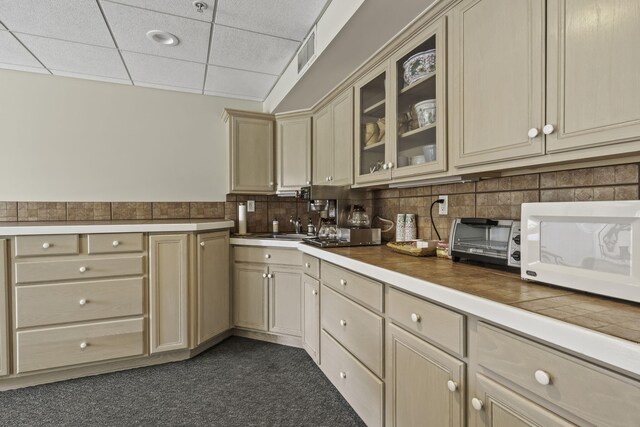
(430, 199, 445, 240)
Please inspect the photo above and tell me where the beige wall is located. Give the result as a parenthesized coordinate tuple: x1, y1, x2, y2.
(0, 69, 261, 202)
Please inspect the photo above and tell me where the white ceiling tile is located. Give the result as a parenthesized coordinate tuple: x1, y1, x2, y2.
(209, 25, 298, 75)
(0, 63, 49, 74)
(134, 81, 202, 94)
(0, 30, 42, 68)
(15, 33, 129, 79)
(216, 0, 328, 41)
(102, 0, 214, 22)
(101, 1, 211, 63)
(205, 65, 277, 100)
(51, 70, 131, 85)
(0, 0, 115, 47)
(123, 51, 205, 89)
(0, 22, 6, 30)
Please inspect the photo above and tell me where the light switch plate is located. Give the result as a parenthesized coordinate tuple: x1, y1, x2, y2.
(438, 195, 448, 215)
(247, 200, 255, 212)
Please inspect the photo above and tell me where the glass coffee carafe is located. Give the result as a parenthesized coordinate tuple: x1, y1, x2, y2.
(346, 205, 371, 228)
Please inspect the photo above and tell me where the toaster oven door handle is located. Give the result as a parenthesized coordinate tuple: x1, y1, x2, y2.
(461, 218, 499, 226)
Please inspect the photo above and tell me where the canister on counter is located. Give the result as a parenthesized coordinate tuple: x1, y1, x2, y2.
(395, 214, 406, 242)
(404, 214, 417, 241)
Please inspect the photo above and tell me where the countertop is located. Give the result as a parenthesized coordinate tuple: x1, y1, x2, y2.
(295, 244, 640, 377)
(0, 219, 234, 235)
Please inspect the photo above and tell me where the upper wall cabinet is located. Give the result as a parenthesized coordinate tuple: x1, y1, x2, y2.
(449, 0, 545, 168)
(355, 17, 448, 185)
(545, 0, 640, 153)
(313, 89, 354, 186)
(225, 109, 275, 194)
(276, 113, 312, 191)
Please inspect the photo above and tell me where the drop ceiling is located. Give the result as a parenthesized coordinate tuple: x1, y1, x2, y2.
(0, 0, 329, 101)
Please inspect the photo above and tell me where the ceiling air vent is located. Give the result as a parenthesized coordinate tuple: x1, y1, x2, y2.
(297, 29, 316, 75)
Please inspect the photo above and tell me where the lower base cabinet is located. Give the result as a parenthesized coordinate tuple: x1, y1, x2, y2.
(233, 264, 268, 330)
(302, 274, 319, 362)
(386, 324, 465, 427)
(0, 239, 7, 377)
(268, 265, 303, 336)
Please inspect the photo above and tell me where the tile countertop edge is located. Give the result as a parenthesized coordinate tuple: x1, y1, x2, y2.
(0, 220, 235, 235)
(297, 244, 640, 377)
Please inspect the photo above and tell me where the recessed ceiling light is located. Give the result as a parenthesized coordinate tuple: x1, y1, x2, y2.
(146, 30, 180, 46)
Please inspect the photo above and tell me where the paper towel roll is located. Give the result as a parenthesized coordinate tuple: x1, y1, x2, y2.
(238, 203, 247, 235)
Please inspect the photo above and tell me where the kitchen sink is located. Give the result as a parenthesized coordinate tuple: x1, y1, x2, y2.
(252, 233, 310, 240)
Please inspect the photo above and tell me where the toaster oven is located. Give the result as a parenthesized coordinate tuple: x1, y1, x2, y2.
(450, 218, 521, 268)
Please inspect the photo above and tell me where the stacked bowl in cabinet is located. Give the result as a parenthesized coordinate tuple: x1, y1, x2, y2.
(12, 233, 146, 374)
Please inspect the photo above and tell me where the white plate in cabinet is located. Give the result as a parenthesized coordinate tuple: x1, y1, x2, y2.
(14, 256, 145, 284)
(321, 262, 383, 312)
(477, 323, 640, 427)
(15, 278, 144, 328)
(321, 330, 384, 427)
(321, 285, 384, 377)
(14, 234, 79, 257)
(87, 233, 144, 254)
(387, 287, 465, 357)
(16, 318, 144, 373)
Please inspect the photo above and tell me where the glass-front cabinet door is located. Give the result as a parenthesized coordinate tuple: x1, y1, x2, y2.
(354, 63, 391, 184)
(389, 16, 447, 179)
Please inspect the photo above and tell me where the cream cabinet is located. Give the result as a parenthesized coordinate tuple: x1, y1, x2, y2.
(149, 234, 189, 354)
(232, 246, 302, 337)
(196, 232, 230, 345)
(0, 240, 7, 377)
(225, 109, 276, 194)
(303, 274, 319, 363)
(276, 113, 312, 191)
(313, 89, 354, 186)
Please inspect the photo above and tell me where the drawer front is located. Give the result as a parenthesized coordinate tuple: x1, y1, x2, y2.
(322, 285, 384, 377)
(15, 234, 79, 257)
(15, 256, 145, 284)
(477, 323, 640, 427)
(321, 262, 383, 312)
(88, 233, 144, 254)
(234, 246, 302, 266)
(302, 254, 320, 279)
(15, 278, 144, 328)
(388, 287, 465, 356)
(16, 318, 144, 373)
(321, 330, 384, 427)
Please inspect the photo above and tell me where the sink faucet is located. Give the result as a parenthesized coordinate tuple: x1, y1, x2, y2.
(290, 216, 302, 234)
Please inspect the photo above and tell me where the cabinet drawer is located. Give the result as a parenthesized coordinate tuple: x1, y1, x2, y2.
(388, 287, 465, 356)
(302, 254, 319, 279)
(321, 330, 383, 427)
(477, 323, 640, 427)
(15, 278, 144, 328)
(16, 318, 144, 373)
(322, 285, 384, 377)
(15, 255, 145, 284)
(88, 233, 144, 254)
(15, 235, 79, 257)
(321, 262, 383, 312)
(234, 246, 302, 266)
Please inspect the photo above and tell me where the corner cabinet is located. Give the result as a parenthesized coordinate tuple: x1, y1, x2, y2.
(313, 89, 354, 186)
(0, 240, 7, 376)
(225, 109, 276, 194)
(276, 112, 312, 191)
(355, 16, 448, 185)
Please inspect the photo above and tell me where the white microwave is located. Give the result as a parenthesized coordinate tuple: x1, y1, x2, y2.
(521, 201, 640, 303)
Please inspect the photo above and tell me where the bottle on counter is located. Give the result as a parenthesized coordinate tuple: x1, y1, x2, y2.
(238, 203, 247, 235)
(272, 218, 279, 233)
(307, 219, 316, 236)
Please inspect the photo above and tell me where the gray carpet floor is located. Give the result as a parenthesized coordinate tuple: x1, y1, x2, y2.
(0, 337, 366, 426)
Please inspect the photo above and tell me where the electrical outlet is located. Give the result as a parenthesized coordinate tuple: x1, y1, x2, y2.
(438, 195, 448, 215)
(247, 200, 255, 212)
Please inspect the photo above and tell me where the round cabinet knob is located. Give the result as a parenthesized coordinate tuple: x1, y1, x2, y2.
(305, 262, 311, 268)
(410, 313, 421, 323)
(306, 181, 311, 185)
(387, 162, 394, 169)
(112, 240, 120, 247)
(79, 298, 87, 306)
(447, 380, 458, 392)
(262, 273, 267, 278)
(471, 398, 484, 411)
(42, 242, 51, 249)
(200, 241, 206, 247)
(328, 176, 333, 181)
(269, 182, 274, 186)
(325, 177, 330, 182)
(339, 319, 347, 327)
(382, 163, 389, 170)
(527, 127, 539, 138)
(265, 254, 271, 259)
(340, 279, 347, 286)
(267, 273, 273, 279)
(543, 124, 555, 135)
(534, 369, 551, 385)
(79, 342, 88, 350)
(339, 371, 347, 379)
(312, 289, 318, 296)
(79, 266, 87, 273)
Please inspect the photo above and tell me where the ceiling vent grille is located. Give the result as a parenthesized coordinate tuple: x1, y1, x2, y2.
(297, 29, 316, 75)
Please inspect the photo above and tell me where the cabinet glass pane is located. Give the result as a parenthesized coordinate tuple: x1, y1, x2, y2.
(395, 34, 437, 170)
(358, 72, 387, 177)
